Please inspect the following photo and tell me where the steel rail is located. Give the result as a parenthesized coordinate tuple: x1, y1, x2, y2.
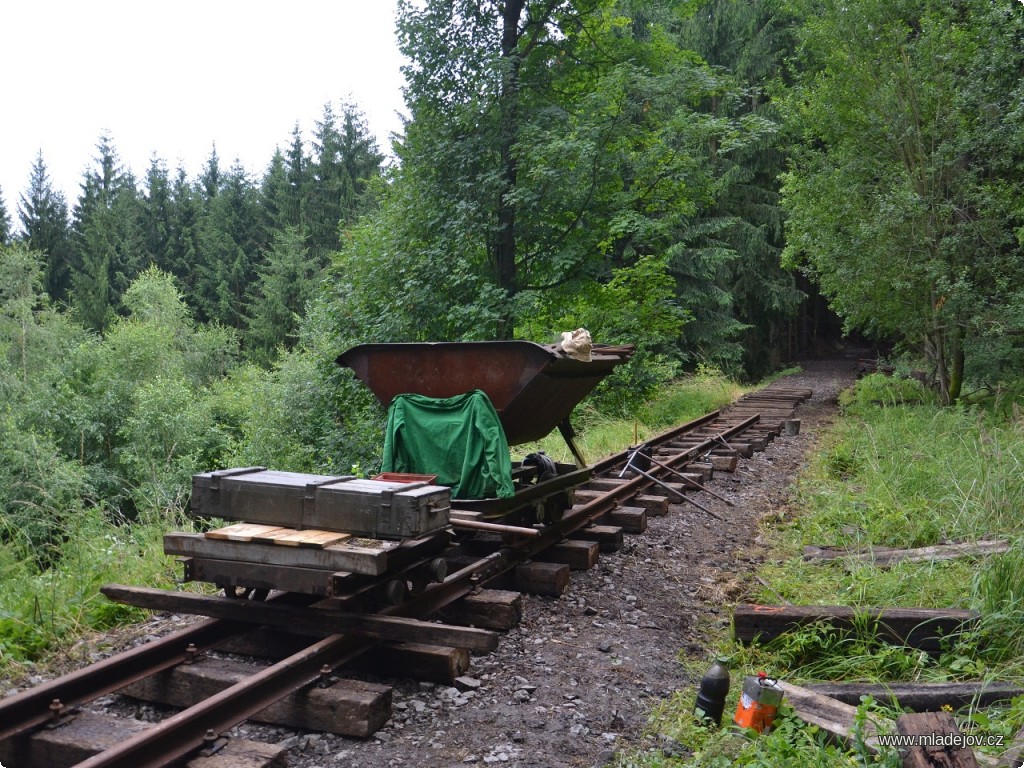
(393, 413, 761, 619)
(0, 617, 249, 744)
(74, 633, 375, 768)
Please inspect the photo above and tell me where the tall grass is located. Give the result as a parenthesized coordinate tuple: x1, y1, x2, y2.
(0, 504, 195, 677)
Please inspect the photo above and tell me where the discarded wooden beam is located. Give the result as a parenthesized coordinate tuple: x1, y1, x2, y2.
(896, 711, 979, 768)
(441, 589, 524, 631)
(733, 603, 980, 654)
(121, 657, 391, 737)
(778, 681, 887, 752)
(803, 540, 1010, 567)
(805, 681, 1024, 713)
(101, 584, 499, 653)
(996, 725, 1024, 767)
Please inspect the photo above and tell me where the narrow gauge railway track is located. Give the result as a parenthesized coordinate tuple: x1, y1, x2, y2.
(0, 384, 810, 768)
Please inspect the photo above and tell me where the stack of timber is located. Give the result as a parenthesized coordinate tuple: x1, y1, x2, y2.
(167, 467, 454, 596)
(721, 386, 811, 435)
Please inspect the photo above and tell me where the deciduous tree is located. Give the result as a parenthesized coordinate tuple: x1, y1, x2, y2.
(781, 0, 1024, 402)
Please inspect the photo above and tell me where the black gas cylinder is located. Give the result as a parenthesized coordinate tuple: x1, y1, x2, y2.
(693, 658, 731, 726)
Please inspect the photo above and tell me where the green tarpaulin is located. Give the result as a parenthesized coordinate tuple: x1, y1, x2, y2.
(381, 389, 515, 500)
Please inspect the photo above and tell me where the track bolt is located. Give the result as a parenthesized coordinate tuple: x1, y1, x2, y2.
(49, 699, 64, 720)
(320, 664, 332, 677)
(184, 643, 198, 664)
(203, 729, 218, 743)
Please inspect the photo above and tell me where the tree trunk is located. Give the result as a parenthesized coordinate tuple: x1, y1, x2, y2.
(495, 1, 526, 339)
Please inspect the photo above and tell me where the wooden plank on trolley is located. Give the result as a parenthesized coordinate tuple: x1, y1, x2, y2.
(449, 509, 484, 522)
(205, 523, 287, 541)
(101, 584, 500, 653)
(251, 528, 352, 548)
(185, 557, 354, 597)
(164, 531, 393, 576)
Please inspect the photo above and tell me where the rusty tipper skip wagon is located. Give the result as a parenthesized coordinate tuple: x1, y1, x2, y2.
(337, 340, 634, 523)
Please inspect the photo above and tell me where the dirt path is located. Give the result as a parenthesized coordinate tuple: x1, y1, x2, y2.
(238, 357, 857, 768)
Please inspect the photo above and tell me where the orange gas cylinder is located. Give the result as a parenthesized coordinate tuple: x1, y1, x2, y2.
(733, 672, 783, 733)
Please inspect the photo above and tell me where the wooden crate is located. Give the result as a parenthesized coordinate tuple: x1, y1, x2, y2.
(191, 468, 450, 539)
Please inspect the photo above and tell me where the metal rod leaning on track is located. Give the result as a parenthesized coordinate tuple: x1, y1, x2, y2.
(0, 618, 250, 744)
(534, 413, 759, 549)
(638, 451, 735, 507)
(450, 518, 540, 536)
(617, 449, 723, 520)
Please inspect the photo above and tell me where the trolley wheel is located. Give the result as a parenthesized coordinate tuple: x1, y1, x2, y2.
(219, 584, 269, 601)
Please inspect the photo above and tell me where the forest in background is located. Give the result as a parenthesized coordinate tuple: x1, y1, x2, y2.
(0, 0, 1022, 651)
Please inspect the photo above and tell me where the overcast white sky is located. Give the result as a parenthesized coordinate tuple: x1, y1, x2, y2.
(0, 0, 408, 213)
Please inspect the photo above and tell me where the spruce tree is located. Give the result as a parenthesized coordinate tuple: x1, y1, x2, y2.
(71, 134, 145, 330)
(308, 102, 382, 263)
(0, 186, 11, 245)
(245, 226, 319, 363)
(18, 152, 73, 302)
(194, 160, 264, 328)
(141, 157, 174, 272)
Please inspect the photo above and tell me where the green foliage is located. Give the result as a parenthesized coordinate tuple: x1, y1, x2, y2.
(0, 186, 10, 245)
(781, 0, 1024, 402)
(244, 226, 320, 364)
(18, 152, 74, 303)
(519, 255, 690, 411)
(0, 507, 180, 672)
(355, 0, 790, 370)
(839, 373, 936, 411)
(637, 365, 743, 429)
